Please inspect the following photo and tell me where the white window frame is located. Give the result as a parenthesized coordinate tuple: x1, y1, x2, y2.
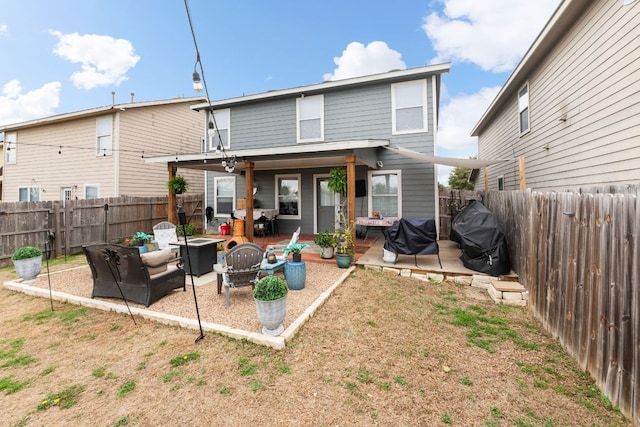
(213, 175, 236, 217)
(208, 109, 230, 151)
(296, 95, 324, 142)
(96, 116, 113, 156)
(497, 175, 505, 191)
(5, 132, 16, 164)
(518, 82, 530, 135)
(18, 186, 40, 202)
(85, 184, 100, 199)
(275, 173, 302, 220)
(367, 169, 402, 218)
(391, 80, 428, 135)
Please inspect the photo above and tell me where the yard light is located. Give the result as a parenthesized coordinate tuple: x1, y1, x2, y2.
(192, 71, 203, 93)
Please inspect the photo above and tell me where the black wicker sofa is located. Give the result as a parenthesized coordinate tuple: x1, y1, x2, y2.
(82, 243, 186, 307)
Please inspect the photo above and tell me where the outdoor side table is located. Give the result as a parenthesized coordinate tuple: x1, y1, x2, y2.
(170, 238, 224, 277)
(259, 258, 287, 276)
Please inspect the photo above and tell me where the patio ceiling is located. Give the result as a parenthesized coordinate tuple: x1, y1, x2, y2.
(144, 139, 389, 172)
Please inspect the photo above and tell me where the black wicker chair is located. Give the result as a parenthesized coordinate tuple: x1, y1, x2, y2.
(82, 243, 186, 307)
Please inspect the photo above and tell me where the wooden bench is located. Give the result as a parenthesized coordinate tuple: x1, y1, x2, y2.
(83, 243, 186, 307)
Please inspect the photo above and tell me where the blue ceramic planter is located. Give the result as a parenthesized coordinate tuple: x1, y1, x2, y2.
(285, 261, 306, 290)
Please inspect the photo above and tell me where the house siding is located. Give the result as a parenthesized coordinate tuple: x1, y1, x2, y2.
(118, 103, 204, 197)
(1, 99, 205, 202)
(3, 117, 116, 201)
(477, 0, 640, 191)
(222, 77, 439, 227)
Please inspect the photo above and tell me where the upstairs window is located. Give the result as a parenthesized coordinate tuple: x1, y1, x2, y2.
(214, 175, 235, 216)
(96, 117, 112, 156)
(208, 109, 230, 150)
(5, 132, 17, 164)
(518, 83, 530, 135)
(297, 95, 324, 142)
(392, 80, 427, 134)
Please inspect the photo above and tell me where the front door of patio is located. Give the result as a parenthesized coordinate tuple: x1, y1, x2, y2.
(315, 176, 340, 234)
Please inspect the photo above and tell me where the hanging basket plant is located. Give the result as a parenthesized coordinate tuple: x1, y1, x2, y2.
(327, 167, 347, 196)
(168, 175, 189, 195)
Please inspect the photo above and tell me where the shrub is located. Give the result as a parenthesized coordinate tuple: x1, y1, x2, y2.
(12, 246, 42, 261)
(253, 276, 288, 301)
(314, 230, 336, 248)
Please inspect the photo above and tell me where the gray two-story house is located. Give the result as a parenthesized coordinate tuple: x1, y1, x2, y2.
(147, 64, 451, 238)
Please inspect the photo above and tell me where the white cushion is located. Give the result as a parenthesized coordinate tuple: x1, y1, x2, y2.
(140, 248, 172, 275)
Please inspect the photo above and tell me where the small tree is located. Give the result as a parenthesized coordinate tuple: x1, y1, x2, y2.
(448, 161, 475, 191)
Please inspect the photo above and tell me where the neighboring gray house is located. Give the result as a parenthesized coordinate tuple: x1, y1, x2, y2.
(147, 65, 451, 237)
(471, 0, 640, 191)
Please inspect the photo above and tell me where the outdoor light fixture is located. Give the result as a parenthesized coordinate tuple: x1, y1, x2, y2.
(192, 70, 203, 92)
(185, 0, 237, 174)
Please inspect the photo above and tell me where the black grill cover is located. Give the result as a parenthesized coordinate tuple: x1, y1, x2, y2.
(383, 218, 439, 255)
(450, 200, 510, 276)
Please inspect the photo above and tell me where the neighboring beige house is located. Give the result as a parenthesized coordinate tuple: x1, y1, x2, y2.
(471, 0, 640, 191)
(0, 97, 206, 203)
(0, 136, 4, 202)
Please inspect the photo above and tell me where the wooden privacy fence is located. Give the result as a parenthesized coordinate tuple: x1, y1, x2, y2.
(0, 194, 203, 268)
(438, 189, 482, 239)
(483, 187, 640, 422)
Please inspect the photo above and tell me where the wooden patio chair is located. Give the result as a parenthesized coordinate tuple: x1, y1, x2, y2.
(222, 242, 264, 307)
(153, 221, 178, 251)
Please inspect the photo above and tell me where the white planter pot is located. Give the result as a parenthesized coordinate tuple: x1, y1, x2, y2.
(254, 296, 287, 336)
(320, 246, 334, 259)
(13, 255, 43, 283)
(383, 248, 398, 263)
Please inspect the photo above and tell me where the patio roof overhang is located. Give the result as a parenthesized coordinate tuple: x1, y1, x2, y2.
(143, 139, 389, 172)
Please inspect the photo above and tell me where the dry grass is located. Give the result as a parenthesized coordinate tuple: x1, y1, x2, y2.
(0, 258, 631, 426)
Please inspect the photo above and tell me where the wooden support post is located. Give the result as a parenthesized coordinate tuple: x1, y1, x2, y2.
(519, 156, 527, 190)
(168, 166, 177, 224)
(245, 161, 255, 241)
(484, 168, 489, 191)
(346, 155, 356, 246)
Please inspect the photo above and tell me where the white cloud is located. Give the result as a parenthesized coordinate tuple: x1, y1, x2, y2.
(423, 0, 560, 72)
(438, 86, 501, 153)
(323, 41, 406, 81)
(49, 30, 140, 90)
(436, 86, 501, 185)
(0, 24, 8, 35)
(0, 80, 61, 126)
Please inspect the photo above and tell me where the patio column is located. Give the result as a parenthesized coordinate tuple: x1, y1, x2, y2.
(168, 165, 177, 224)
(346, 155, 356, 245)
(244, 160, 255, 241)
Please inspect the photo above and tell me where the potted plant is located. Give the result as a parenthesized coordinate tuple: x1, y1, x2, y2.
(282, 242, 308, 263)
(11, 246, 43, 282)
(327, 167, 347, 196)
(314, 230, 336, 259)
(253, 275, 288, 336)
(333, 224, 355, 269)
(282, 242, 307, 290)
(132, 231, 154, 253)
(167, 175, 189, 195)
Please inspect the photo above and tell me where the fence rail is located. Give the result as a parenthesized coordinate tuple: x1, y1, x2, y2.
(483, 187, 640, 422)
(0, 195, 203, 268)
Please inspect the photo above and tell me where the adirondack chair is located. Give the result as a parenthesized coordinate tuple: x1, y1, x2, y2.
(266, 227, 300, 261)
(153, 221, 179, 251)
(221, 242, 264, 307)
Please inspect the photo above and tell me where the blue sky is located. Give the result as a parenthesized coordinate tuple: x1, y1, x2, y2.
(0, 0, 560, 183)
